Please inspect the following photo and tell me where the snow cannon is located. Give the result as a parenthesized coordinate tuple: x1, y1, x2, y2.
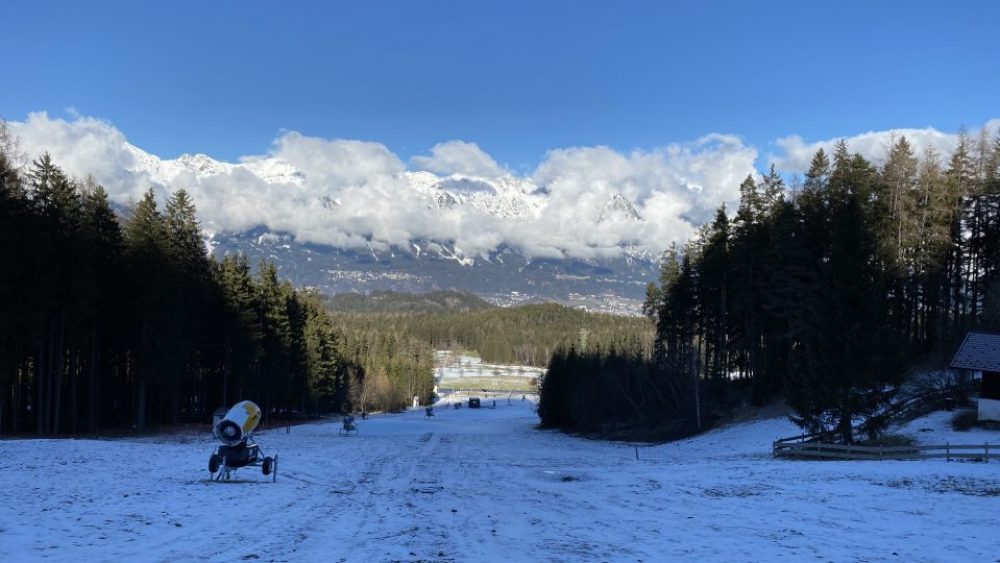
(214, 400, 262, 446)
(208, 400, 276, 482)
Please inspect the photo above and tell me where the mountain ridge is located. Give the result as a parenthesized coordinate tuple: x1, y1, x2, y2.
(121, 141, 657, 314)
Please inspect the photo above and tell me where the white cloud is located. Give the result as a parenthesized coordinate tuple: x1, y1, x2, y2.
(410, 140, 506, 178)
(770, 119, 1000, 172)
(270, 131, 405, 188)
(13, 111, 994, 263)
(1, 112, 758, 260)
(531, 134, 758, 243)
(10, 112, 149, 200)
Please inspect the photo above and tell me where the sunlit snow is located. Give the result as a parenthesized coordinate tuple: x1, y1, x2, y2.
(1, 387, 997, 561)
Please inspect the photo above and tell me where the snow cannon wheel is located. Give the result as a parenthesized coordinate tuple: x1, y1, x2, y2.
(209, 453, 221, 474)
(262, 456, 273, 475)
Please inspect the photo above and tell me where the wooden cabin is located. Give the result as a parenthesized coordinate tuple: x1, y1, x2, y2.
(950, 331, 1000, 422)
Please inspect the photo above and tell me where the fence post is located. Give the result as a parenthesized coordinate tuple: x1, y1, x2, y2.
(879, 446, 883, 461)
(986, 443, 990, 463)
(946, 443, 950, 462)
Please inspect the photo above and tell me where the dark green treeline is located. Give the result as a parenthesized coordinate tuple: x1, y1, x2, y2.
(0, 141, 433, 435)
(542, 131, 1000, 441)
(330, 303, 654, 368)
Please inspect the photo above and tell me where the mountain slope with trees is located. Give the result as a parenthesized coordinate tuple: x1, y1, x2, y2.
(0, 127, 434, 434)
(542, 129, 1000, 441)
(331, 303, 654, 368)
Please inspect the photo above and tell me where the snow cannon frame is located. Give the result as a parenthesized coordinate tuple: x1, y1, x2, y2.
(339, 414, 359, 437)
(208, 400, 278, 482)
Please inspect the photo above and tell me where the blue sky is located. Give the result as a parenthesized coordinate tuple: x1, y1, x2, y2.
(4, 0, 998, 170)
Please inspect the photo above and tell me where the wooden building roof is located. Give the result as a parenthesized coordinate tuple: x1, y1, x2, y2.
(950, 331, 1000, 372)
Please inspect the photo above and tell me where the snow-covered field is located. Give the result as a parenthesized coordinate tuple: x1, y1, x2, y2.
(2, 396, 998, 562)
(435, 351, 544, 380)
(435, 351, 542, 392)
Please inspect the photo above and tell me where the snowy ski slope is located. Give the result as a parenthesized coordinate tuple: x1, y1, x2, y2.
(1, 396, 997, 562)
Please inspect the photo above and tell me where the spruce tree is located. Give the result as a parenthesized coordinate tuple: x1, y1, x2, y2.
(875, 137, 920, 342)
(792, 196, 901, 442)
(0, 137, 27, 433)
(80, 180, 124, 432)
(943, 135, 975, 334)
(256, 260, 293, 418)
(643, 243, 680, 320)
(698, 206, 730, 380)
(123, 189, 169, 431)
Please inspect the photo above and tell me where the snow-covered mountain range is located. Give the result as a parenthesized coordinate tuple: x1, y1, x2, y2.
(13, 113, 770, 312)
(14, 111, 995, 311)
(124, 142, 647, 245)
(119, 143, 657, 312)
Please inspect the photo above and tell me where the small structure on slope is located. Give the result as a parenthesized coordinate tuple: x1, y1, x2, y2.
(950, 331, 1000, 421)
(208, 400, 277, 481)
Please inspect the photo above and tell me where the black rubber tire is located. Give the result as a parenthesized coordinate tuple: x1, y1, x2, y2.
(209, 453, 221, 474)
(262, 457, 273, 475)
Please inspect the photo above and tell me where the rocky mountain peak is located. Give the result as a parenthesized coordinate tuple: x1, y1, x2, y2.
(600, 193, 642, 222)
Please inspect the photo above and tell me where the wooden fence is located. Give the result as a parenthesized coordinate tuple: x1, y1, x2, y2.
(773, 437, 994, 461)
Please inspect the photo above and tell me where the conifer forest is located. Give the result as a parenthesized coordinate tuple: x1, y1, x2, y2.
(540, 131, 1000, 440)
(3, 125, 1000, 443)
(0, 128, 435, 434)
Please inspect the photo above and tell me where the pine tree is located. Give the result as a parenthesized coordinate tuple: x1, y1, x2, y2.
(0, 132, 28, 433)
(215, 253, 263, 407)
(877, 137, 919, 267)
(698, 206, 730, 380)
(304, 298, 345, 413)
(912, 148, 951, 347)
(80, 180, 124, 432)
(256, 260, 293, 419)
(875, 136, 920, 342)
(943, 134, 975, 334)
(730, 174, 769, 386)
(123, 189, 169, 432)
(165, 190, 208, 278)
(642, 282, 660, 321)
(766, 199, 812, 393)
(792, 195, 901, 442)
(26, 154, 86, 434)
(643, 243, 680, 320)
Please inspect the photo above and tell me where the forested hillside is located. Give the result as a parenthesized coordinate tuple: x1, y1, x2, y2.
(7, 120, 998, 444)
(0, 128, 434, 434)
(331, 303, 654, 368)
(541, 131, 1000, 441)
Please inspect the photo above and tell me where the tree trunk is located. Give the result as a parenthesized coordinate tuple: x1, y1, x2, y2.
(170, 385, 179, 426)
(35, 345, 44, 435)
(135, 321, 147, 433)
(222, 336, 231, 409)
(52, 310, 65, 435)
(838, 394, 853, 444)
(69, 351, 78, 435)
(13, 359, 23, 433)
(135, 373, 146, 432)
(119, 352, 130, 428)
(88, 317, 100, 433)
